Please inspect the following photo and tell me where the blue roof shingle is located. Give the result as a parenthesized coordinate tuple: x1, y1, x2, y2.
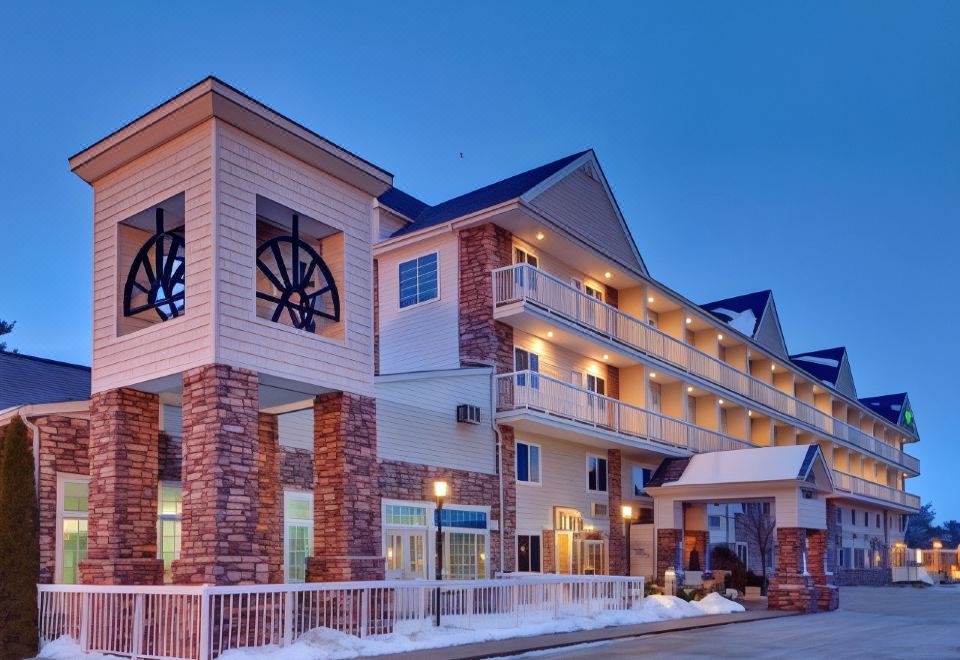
(0, 352, 91, 410)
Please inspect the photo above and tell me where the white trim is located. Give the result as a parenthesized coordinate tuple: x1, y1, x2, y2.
(375, 366, 494, 383)
(283, 490, 314, 583)
(397, 251, 440, 311)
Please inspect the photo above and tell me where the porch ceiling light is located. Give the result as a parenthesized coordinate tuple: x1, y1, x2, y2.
(934, 540, 943, 549)
(603, 354, 609, 361)
(536, 231, 545, 240)
(748, 410, 753, 417)
(648, 296, 655, 303)
(717, 334, 723, 341)
(649, 372, 656, 378)
(621, 505, 633, 520)
(687, 386, 694, 393)
(771, 364, 776, 371)
(719, 399, 724, 405)
(604, 271, 612, 279)
(547, 331, 554, 338)
(685, 317, 692, 324)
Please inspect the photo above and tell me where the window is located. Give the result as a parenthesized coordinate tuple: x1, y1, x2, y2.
(284, 491, 314, 583)
(649, 382, 662, 413)
(399, 252, 439, 308)
(709, 515, 722, 529)
(157, 483, 182, 573)
(762, 502, 771, 516)
(584, 284, 603, 301)
(514, 247, 539, 267)
(687, 395, 697, 424)
(851, 509, 856, 525)
(647, 310, 659, 328)
(586, 374, 605, 396)
(836, 507, 842, 524)
(447, 531, 486, 579)
(57, 476, 89, 584)
(517, 534, 542, 572)
(385, 504, 427, 526)
(854, 548, 865, 569)
(876, 514, 881, 529)
(632, 466, 651, 496)
(720, 407, 729, 434)
(864, 512, 869, 527)
(736, 542, 748, 567)
(514, 347, 540, 388)
(516, 442, 541, 484)
(587, 455, 608, 493)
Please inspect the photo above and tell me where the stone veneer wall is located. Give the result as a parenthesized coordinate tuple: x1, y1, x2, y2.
(541, 529, 556, 574)
(767, 527, 816, 612)
(34, 415, 89, 584)
(281, 447, 315, 490)
(825, 500, 840, 574)
(158, 432, 182, 482)
(258, 413, 283, 583)
(808, 528, 840, 610)
(458, 223, 514, 372)
(656, 528, 682, 584)
(307, 392, 383, 582)
(81, 388, 164, 585)
(837, 568, 891, 586)
(606, 449, 626, 575)
(173, 364, 266, 585)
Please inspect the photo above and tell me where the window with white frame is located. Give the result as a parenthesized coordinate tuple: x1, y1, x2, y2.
(398, 252, 438, 308)
(709, 515, 722, 529)
(586, 374, 605, 396)
(57, 475, 89, 584)
(514, 247, 539, 267)
(584, 284, 603, 301)
(447, 531, 486, 580)
(586, 455, 608, 493)
(157, 482, 182, 573)
(632, 466, 651, 497)
(284, 491, 314, 583)
(516, 441, 541, 484)
(649, 382, 662, 413)
(514, 346, 540, 388)
(647, 310, 659, 328)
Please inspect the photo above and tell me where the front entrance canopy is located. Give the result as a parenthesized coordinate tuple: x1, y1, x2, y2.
(645, 445, 835, 530)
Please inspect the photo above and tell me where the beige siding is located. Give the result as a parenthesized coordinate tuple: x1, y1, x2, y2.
(515, 433, 610, 535)
(528, 167, 642, 274)
(214, 122, 376, 396)
(377, 208, 409, 241)
(754, 299, 789, 359)
(376, 369, 495, 474)
(378, 234, 460, 374)
(512, 238, 611, 301)
(278, 408, 313, 450)
(512, 330, 611, 385)
(91, 122, 216, 393)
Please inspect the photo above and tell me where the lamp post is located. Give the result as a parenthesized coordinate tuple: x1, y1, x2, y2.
(621, 505, 633, 576)
(933, 540, 943, 581)
(433, 480, 448, 627)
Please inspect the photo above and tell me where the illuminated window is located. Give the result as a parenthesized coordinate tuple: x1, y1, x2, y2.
(517, 535, 542, 572)
(284, 491, 314, 583)
(58, 477, 89, 584)
(384, 504, 427, 526)
(156, 483, 182, 574)
(447, 531, 486, 580)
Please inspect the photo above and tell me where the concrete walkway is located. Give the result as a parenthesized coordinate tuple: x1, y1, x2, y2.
(373, 609, 794, 660)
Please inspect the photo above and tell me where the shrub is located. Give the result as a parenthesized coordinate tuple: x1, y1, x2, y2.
(0, 416, 40, 660)
(711, 546, 747, 592)
(746, 570, 766, 588)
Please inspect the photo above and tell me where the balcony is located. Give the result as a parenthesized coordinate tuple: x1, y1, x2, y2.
(832, 470, 921, 512)
(493, 264, 920, 475)
(495, 370, 752, 455)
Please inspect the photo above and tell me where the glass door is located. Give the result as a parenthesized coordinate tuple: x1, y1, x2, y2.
(386, 529, 427, 580)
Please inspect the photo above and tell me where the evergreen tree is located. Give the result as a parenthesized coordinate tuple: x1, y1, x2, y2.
(905, 502, 937, 548)
(0, 318, 13, 352)
(0, 416, 39, 659)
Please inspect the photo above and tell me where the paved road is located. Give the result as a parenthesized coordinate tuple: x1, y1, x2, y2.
(515, 586, 960, 659)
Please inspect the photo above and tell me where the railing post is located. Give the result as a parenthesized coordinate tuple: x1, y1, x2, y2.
(79, 592, 90, 652)
(512, 582, 520, 627)
(360, 589, 370, 638)
(131, 593, 144, 660)
(283, 591, 294, 646)
(198, 587, 211, 660)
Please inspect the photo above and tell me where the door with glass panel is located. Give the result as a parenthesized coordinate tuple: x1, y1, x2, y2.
(385, 529, 427, 580)
(284, 492, 313, 583)
(554, 508, 584, 575)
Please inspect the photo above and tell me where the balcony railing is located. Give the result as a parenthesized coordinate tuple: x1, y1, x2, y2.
(496, 371, 752, 454)
(493, 264, 919, 474)
(832, 470, 921, 510)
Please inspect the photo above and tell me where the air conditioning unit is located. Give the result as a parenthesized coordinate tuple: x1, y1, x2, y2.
(590, 502, 608, 518)
(456, 404, 482, 425)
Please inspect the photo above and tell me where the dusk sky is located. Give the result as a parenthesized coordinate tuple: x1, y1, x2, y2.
(1, 3, 956, 520)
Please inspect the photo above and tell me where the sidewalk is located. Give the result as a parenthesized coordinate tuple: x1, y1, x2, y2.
(372, 609, 795, 660)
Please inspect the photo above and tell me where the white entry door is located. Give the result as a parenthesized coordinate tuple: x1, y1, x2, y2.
(385, 530, 427, 580)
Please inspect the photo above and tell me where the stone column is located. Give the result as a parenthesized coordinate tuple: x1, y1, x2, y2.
(767, 527, 816, 612)
(607, 449, 626, 575)
(172, 365, 267, 585)
(541, 530, 556, 574)
(458, 223, 514, 371)
(498, 424, 518, 573)
(808, 528, 839, 611)
(258, 413, 283, 583)
(81, 388, 164, 585)
(307, 392, 384, 581)
(656, 528, 682, 584)
(825, 500, 841, 575)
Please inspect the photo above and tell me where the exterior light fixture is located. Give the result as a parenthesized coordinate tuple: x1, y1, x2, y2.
(718, 399, 724, 405)
(604, 271, 612, 279)
(648, 296, 655, 303)
(602, 354, 609, 360)
(622, 505, 633, 520)
(649, 372, 656, 378)
(717, 334, 723, 341)
(934, 540, 943, 549)
(748, 410, 753, 417)
(536, 231, 545, 240)
(687, 386, 693, 393)
(771, 364, 776, 371)
(547, 331, 554, 338)
(685, 317, 692, 325)
(433, 480, 448, 626)
(621, 505, 634, 575)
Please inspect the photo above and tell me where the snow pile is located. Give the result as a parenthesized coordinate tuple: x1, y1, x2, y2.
(42, 595, 745, 660)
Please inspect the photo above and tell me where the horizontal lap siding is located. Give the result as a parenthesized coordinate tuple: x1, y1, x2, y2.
(528, 168, 641, 273)
(215, 123, 375, 396)
(512, 329, 612, 385)
(378, 234, 460, 374)
(376, 370, 495, 474)
(91, 122, 216, 393)
(515, 433, 610, 535)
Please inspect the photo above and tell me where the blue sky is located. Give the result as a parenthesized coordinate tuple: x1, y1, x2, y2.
(0, 2, 956, 521)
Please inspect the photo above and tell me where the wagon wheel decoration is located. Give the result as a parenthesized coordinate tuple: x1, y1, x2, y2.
(123, 208, 186, 321)
(256, 214, 340, 332)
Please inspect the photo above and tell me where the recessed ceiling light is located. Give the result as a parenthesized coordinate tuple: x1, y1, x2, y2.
(649, 372, 656, 378)
(685, 317, 692, 325)
(687, 386, 693, 393)
(547, 331, 554, 338)
(536, 231, 545, 240)
(718, 399, 724, 405)
(771, 364, 776, 371)
(717, 334, 723, 341)
(602, 354, 609, 360)
(648, 296, 655, 303)
(604, 271, 612, 279)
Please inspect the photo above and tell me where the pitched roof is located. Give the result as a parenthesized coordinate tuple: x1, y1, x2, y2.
(789, 347, 847, 387)
(700, 290, 771, 338)
(659, 445, 831, 489)
(859, 392, 916, 431)
(646, 457, 691, 487)
(381, 151, 590, 237)
(0, 352, 91, 410)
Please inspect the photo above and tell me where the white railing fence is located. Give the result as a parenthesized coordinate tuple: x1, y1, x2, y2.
(493, 263, 919, 473)
(496, 370, 750, 454)
(832, 470, 921, 510)
(39, 575, 644, 660)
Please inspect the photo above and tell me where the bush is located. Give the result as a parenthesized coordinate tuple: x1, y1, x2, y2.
(676, 587, 706, 602)
(711, 546, 747, 592)
(746, 570, 766, 588)
(0, 417, 40, 659)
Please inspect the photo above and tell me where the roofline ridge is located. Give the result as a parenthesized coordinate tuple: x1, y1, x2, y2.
(0, 350, 91, 371)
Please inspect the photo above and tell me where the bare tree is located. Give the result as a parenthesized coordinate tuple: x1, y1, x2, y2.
(739, 503, 776, 595)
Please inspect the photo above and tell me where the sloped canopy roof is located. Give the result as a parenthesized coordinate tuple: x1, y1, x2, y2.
(701, 290, 770, 337)
(859, 392, 917, 432)
(655, 445, 833, 492)
(381, 151, 589, 237)
(0, 352, 91, 410)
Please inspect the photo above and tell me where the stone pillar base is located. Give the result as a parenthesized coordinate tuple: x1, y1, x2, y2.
(767, 574, 816, 612)
(172, 556, 269, 585)
(813, 575, 840, 611)
(80, 558, 164, 585)
(307, 556, 385, 582)
(656, 528, 682, 585)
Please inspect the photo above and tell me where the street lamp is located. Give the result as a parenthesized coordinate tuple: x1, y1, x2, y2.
(933, 540, 943, 580)
(621, 505, 633, 576)
(433, 481, 448, 627)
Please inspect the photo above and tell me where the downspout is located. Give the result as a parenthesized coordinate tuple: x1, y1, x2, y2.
(491, 373, 505, 575)
(20, 408, 41, 498)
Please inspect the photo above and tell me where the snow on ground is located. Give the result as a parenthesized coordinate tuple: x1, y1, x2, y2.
(39, 595, 744, 660)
